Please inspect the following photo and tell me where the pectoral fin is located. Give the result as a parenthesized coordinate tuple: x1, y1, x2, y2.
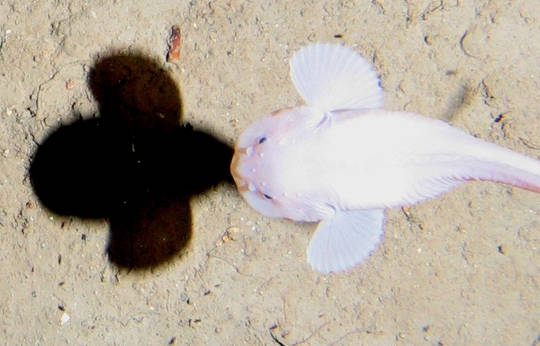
(290, 43, 383, 112)
(307, 209, 385, 273)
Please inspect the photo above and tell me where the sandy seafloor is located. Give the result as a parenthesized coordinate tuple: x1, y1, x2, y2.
(1, 1, 539, 345)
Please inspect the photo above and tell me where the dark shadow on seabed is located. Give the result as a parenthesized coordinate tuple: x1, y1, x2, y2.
(29, 51, 233, 269)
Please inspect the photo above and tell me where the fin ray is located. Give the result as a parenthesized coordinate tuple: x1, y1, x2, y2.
(307, 209, 385, 273)
(290, 43, 383, 112)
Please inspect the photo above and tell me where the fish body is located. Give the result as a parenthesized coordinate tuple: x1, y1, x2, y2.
(231, 43, 540, 273)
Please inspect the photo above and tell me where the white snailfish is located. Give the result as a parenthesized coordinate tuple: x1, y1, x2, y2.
(231, 43, 540, 273)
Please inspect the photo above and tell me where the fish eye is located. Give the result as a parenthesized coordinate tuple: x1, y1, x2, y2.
(263, 193, 272, 200)
(258, 136, 267, 144)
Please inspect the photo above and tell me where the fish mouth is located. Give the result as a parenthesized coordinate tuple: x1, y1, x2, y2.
(230, 147, 249, 192)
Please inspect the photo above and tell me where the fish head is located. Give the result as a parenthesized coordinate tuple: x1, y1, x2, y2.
(231, 106, 325, 220)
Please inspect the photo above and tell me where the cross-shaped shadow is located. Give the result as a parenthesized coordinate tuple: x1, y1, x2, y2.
(29, 51, 233, 270)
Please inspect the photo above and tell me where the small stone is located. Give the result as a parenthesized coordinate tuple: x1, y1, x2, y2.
(60, 312, 70, 325)
(222, 233, 232, 242)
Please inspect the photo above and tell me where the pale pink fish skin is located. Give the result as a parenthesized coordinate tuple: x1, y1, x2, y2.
(231, 106, 540, 222)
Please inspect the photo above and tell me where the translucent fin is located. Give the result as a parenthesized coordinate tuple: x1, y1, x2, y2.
(307, 209, 385, 273)
(290, 43, 383, 112)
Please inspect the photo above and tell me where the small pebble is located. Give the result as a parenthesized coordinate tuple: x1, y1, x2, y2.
(60, 312, 70, 325)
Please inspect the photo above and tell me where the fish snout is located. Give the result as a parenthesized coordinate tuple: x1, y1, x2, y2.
(231, 146, 255, 193)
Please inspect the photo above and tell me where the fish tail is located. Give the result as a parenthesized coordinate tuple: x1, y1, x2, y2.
(467, 144, 540, 193)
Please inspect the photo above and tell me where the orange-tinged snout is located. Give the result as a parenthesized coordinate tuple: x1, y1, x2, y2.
(230, 146, 256, 194)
